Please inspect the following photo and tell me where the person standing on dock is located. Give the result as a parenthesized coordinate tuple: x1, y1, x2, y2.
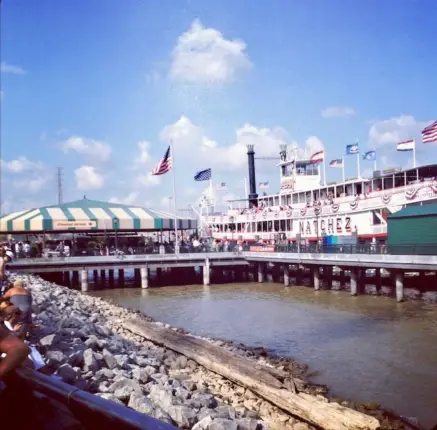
(0, 249, 14, 296)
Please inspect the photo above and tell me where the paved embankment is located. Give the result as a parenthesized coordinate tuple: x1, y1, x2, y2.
(10, 273, 406, 430)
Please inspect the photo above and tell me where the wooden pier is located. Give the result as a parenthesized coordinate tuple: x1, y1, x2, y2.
(10, 251, 437, 302)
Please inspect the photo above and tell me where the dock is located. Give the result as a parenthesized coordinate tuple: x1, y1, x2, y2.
(10, 249, 437, 302)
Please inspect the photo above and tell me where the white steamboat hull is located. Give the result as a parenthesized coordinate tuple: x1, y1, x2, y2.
(203, 180, 437, 241)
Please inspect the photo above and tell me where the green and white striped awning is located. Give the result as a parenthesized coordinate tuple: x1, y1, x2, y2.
(0, 198, 197, 233)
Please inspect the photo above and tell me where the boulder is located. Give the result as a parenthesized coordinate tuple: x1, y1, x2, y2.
(102, 349, 118, 370)
(83, 348, 99, 373)
(167, 405, 197, 428)
(128, 393, 155, 415)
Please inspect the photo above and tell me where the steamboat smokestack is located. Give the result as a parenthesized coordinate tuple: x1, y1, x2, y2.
(247, 144, 258, 207)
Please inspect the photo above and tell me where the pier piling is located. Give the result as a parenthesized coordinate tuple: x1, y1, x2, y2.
(257, 263, 264, 283)
(140, 267, 148, 289)
(350, 268, 358, 296)
(81, 269, 88, 292)
(203, 258, 210, 286)
(313, 267, 320, 290)
(395, 272, 404, 302)
(283, 265, 290, 286)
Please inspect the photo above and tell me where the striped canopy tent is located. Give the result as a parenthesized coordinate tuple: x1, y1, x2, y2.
(0, 198, 197, 234)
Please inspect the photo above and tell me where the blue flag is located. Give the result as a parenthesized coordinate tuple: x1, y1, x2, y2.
(194, 168, 212, 181)
(346, 143, 359, 155)
(363, 150, 376, 161)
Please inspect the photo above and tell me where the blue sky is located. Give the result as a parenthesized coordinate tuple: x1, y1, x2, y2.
(1, 0, 437, 214)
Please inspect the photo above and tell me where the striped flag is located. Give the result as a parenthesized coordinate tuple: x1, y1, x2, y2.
(309, 150, 324, 164)
(151, 146, 172, 175)
(194, 168, 211, 181)
(422, 121, 437, 143)
(397, 139, 415, 151)
(259, 181, 269, 189)
(329, 159, 343, 168)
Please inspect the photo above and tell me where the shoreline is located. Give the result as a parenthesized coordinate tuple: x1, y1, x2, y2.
(12, 272, 409, 429)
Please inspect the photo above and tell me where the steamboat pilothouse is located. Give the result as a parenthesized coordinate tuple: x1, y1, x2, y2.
(202, 144, 437, 245)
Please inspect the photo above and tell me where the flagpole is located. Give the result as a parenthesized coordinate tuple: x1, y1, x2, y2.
(323, 156, 327, 186)
(342, 157, 345, 182)
(356, 151, 361, 179)
(413, 139, 416, 168)
(170, 140, 179, 252)
(244, 177, 248, 205)
(373, 151, 377, 172)
(209, 177, 213, 214)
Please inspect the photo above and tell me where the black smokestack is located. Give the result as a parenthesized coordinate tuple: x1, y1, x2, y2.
(247, 144, 258, 208)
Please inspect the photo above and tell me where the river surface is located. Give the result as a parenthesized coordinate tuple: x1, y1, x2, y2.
(91, 282, 437, 427)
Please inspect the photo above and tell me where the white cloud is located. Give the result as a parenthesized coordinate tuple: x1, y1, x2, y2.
(160, 115, 324, 172)
(74, 165, 105, 190)
(169, 19, 252, 84)
(109, 192, 139, 205)
(369, 115, 428, 147)
(138, 173, 161, 187)
(13, 176, 49, 193)
(321, 106, 356, 118)
(132, 141, 152, 169)
(1, 61, 26, 75)
(0, 156, 44, 173)
(62, 136, 111, 163)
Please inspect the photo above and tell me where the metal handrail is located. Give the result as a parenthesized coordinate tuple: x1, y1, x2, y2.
(7, 367, 177, 430)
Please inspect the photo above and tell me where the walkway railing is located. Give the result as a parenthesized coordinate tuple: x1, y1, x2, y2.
(5, 367, 177, 429)
(249, 244, 437, 256)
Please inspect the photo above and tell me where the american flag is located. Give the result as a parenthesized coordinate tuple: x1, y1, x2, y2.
(151, 146, 172, 175)
(422, 121, 437, 143)
(259, 181, 269, 189)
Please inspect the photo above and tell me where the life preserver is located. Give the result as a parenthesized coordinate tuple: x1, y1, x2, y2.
(350, 200, 358, 210)
(331, 203, 339, 213)
(300, 207, 307, 216)
(274, 212, 279, 218)
(381, 194, 391, 204)
(314, 206, 321, 216)
(286, 209, 292, 217)
(229, 216, 234, 223)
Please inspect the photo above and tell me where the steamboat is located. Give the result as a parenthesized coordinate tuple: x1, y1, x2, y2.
(201, 144, 437, 245)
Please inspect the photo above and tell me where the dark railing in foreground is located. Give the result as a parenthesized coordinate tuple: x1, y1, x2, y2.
(6, 367, 177, 430)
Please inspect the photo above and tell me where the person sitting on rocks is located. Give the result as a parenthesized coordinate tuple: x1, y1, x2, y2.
(2, 279, 33, 339)
(0, 304, 47, 373)
(0, 320, 29, 380)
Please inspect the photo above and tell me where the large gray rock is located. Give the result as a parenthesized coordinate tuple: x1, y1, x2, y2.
(235, 418, 263, 430)
(132, 367, 150, 384)
(192, 416, 214, 430)
(148, 384, 174, 410)
(56, 363, 79, 384)
(128, 393, 155, 415)
(83, 348, 100, 372)
(208, 419, 238, 430)
(167, 405, 197, 428)
(45, 350, 66, 365)
(40, 334, 59, 348)
(68, 350, 84, 367)
(102, 349, 117, 369)
(109, 378, 143, 400)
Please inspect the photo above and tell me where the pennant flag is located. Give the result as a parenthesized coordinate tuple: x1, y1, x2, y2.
(309, 150, 324, 164)
(397, 139, 415, 151)
(215, 182, 227, 190)
(329, 159, 343, 168)
(151, 146, 172, 175)
(422, 121, 437, 143)
(363, 150, 376, 161)
(346, 143, 359, 155)
(259, 181, 269, 189)
(194, 168, 212, 181)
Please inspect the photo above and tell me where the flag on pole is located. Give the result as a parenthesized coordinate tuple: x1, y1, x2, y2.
(194, 168, 212, 181)
(363, 150, 376, 161)
(215, 182, 227, 190)
(346, 143, 359, 155)
(309, 150, 324, 164)
(422, 121, 437, 143)
(151, 146, 172, 175)
(329, 159, 343, 168)
(259, 181, 269, 189)
(397, 140, 415, 151)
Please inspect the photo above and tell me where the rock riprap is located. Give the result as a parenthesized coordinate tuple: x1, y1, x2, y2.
(9, 273, 402, 430)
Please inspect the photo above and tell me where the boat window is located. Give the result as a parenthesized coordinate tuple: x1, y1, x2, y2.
(292, 193, 298, 204)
